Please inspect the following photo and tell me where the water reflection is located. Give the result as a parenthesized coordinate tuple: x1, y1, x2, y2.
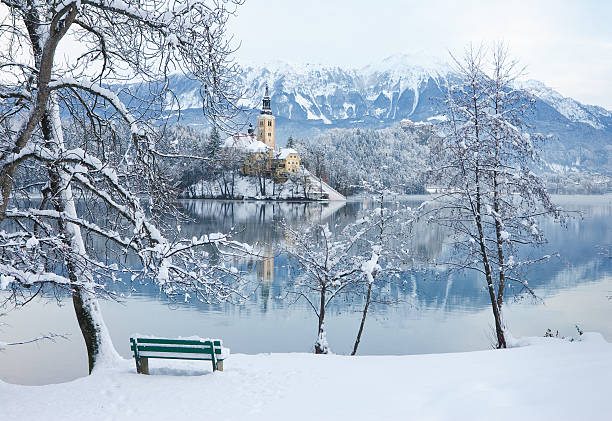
(177, 196, 612, 315)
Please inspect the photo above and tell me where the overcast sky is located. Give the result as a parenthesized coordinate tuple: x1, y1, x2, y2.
(228, 0, 612, 109)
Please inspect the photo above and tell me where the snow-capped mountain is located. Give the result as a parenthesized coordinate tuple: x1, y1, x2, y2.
(516, 80, 612, 130)
(234, 53, 452, 125)
(167, 54, 611, 174)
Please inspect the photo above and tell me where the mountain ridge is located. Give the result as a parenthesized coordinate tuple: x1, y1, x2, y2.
(164, 54, 611, 175)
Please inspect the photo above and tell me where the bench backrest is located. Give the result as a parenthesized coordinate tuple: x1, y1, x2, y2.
(130, 337, 224, 360)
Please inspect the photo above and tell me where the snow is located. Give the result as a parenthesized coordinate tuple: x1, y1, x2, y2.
(187, 169, 345, 201)
(427, 114, 449, 122)
(276, 148, 298, 160)
(166, 33, 178, 47)
(157, 259, 170, 283)
(0, 274, 15, 290)
(1, 334, 611, 420)
(294, 92, 321, 120)
(0, 263, 72, 286)
(361, 247, 381, 284)
(307, 171, 346, 201)
(315, 328, 331, 354)
(223, 133, 268, 153)
(25, 236, 39, 249)
(516, 79, 606, 129)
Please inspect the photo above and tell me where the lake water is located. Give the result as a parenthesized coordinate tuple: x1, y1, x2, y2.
(1, 195, 611, 385)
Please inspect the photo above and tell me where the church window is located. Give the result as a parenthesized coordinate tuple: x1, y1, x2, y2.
(267, 121, 272, 127)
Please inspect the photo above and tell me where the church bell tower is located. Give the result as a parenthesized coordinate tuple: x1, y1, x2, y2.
(257, 85, 275, 150)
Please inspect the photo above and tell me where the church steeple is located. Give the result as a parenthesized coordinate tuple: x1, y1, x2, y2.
(257, 84, 275, 150)
(261, 84, 272, 115)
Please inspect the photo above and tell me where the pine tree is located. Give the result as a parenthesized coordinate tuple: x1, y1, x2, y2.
(207, 127, 222, 158)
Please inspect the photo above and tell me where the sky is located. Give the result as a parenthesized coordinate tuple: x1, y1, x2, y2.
(228, 0, 612, 109)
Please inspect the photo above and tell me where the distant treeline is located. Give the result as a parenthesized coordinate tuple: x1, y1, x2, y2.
(291, 122, 437, 195)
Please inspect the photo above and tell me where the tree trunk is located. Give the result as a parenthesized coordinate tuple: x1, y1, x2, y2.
(482, 250, 506, 349)
(351, 282, 372, 356)
(72, 286, 118, 373)
(470, 77, 506, 348)
(493, 172, 507, 309)
(41, 98, 120, 373)
(474, 169, 506, 349)
(476, 212, 506, 349)
(314, 286, 328, 354)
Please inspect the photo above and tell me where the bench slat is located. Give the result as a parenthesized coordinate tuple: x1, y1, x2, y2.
(134, 345, 219, 354)
(137, 352, 224, 360)
(131, 344, 223, 354)
(133, 338, 222, 346)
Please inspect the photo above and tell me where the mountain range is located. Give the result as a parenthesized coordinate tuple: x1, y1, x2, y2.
(166, 53, 612, 175)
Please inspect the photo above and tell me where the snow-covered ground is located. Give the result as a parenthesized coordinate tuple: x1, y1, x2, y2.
(187, 170, 345, 201)
(2, 333, 611, 420)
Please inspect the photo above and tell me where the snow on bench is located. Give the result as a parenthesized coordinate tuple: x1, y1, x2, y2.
(129, 337, 229, 374)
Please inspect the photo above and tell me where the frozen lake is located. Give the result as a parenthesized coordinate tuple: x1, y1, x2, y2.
(1, 195, 611, 385)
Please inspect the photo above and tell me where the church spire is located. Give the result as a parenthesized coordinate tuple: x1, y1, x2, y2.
(261, 84, 272, 115)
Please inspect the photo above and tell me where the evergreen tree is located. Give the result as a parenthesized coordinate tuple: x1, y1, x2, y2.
(207, 127, 222, 158)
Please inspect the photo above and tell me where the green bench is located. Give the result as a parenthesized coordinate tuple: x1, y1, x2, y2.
(129, 337, 229, 375)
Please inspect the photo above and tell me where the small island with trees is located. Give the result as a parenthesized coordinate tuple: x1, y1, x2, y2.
(180, 86, 345, 201)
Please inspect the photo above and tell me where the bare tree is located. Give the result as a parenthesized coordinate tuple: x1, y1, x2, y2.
(423, 44, 563, 349)
(283, 197, 412, 355)
(0, 0, 246, 373)
(350, 187, 411, 355)
(283, 222, 360, 354)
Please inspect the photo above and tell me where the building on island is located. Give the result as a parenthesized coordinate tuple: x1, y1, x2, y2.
(276, 148, 300, 174)
(257, 87, 275, 149)
(223, 86, 300, 183)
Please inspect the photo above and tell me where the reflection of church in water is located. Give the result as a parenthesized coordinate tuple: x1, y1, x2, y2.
(257, 247, 275, 282)
(257, 247, 276, 312)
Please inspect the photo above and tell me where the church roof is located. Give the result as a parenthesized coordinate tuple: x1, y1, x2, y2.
(223, 133, 269, 153)
(277, 148, 298, 160)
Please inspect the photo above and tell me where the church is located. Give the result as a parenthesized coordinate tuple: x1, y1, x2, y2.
(223, 86, 301, 182)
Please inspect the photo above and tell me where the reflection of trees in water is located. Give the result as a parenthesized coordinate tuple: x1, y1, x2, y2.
(154, 198, 612, 315)
(179, 200, 351, 244)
